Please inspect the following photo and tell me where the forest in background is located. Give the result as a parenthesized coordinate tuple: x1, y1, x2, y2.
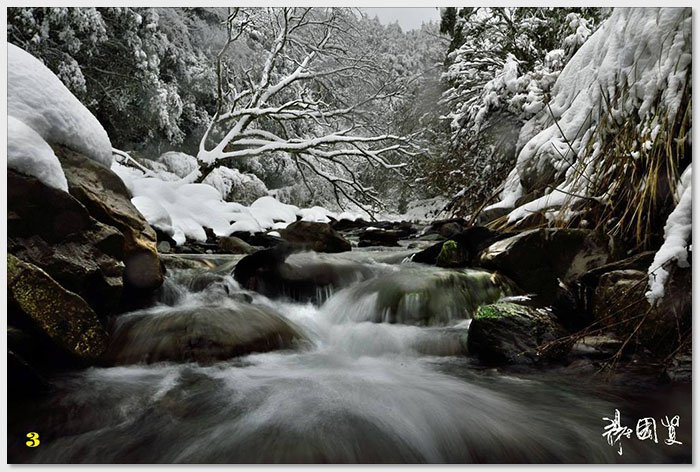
(8, 7, 606, 214)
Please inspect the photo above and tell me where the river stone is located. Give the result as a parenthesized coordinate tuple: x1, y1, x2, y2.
(8, 254, 108, 361)
(478, 228, 610, 304)
(55, 144, 164, 291)
(8, 170, 125, 316)
(218, 236, 254, 254)
(279, 221, 351, 253)
(358, 228, 401, 247)
(467, 302, 569, 364)
(106, 303, 307, 365)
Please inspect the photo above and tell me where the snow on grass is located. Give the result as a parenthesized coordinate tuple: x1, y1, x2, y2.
(8, 43, 113, 168)
(487, 8, 691, 223)
(645, 165, 692, 305)
(8, 116, 68, 191)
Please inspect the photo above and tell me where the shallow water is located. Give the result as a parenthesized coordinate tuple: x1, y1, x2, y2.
(8, 251, 691, 463)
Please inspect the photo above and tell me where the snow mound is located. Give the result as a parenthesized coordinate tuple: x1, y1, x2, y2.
(486, 8, 691, 221)
(249, 196, 300, 227)
(8, 116, 68, 191)
(297, 206, 337, 223)
(130, 195, 174, 237)
(8, 43, 113, 168)
(645, 165, 692, 305)
(114, 162, 342, 246)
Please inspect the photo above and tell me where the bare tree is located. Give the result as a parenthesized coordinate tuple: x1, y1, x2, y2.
(192, 7, 415, 210)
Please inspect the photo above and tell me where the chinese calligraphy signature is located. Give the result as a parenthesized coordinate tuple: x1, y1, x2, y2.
(602, 409, 682, 455)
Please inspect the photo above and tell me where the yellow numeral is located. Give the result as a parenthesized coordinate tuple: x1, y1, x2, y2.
(25, 432, 40, 447)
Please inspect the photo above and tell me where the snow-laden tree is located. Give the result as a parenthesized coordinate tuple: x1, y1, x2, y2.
(435, 7, 606, 215)
(191, 7, 416, 210)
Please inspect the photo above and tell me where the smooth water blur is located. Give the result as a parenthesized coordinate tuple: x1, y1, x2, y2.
(9, 251, 689, 463)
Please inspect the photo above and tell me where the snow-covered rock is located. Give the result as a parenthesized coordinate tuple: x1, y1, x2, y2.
(297, 206, 336, 223)
(203, 166, 268, 205)
(8, 43, 113, 168)
(7, 116, 68, 191)
(249, 196, 300, 227)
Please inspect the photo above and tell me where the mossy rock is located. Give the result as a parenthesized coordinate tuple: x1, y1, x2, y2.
(7, 254, 108, 361)
(436, 240, 464, 268)
(468, 302, 569, 364)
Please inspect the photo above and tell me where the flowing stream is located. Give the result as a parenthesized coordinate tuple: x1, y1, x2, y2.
(9, 249, 691, 463)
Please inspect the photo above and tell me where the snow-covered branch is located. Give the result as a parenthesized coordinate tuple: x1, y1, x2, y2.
(194, 7, 411, 210)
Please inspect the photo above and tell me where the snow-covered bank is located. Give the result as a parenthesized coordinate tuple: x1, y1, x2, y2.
(486, 8, 691, 223)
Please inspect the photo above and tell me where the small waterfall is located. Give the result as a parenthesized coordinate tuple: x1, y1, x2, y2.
(9, 251, 684, 464)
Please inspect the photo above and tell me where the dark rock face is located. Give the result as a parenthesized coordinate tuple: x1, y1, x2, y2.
(479, 228, 610, 304)
(106, 304, 307, 365)
(592, 267, 691, 355)
(358, 228, 401, 247)
(55, 145, 164, 291)
(467, 302, 569, 365)
(423, 218, 470, 239)
(8, 254, 108, 361)
(234, 246, 374, 303)
(8, 170, 125, 316)
(279, 221, 351, 253)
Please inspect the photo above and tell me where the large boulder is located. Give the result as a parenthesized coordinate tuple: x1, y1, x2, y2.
(106, 303, 307, 365)
(479, 228, 610, 304)
(55, 145, 164, 291)
(279, 221, 351, 253)
(467, 302, 569, 364)
(8, 254, 108, 361)
(8, 170, 124, 316)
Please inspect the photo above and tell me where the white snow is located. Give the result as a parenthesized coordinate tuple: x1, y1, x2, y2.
(8, 43, 113, 168)
(249, 196, 299, 226)
(7, 116, 68, 191)
(113, 161, 351, 245)
(130, 195, 174, 237)
(488, 8, 691, 222)
(297, 206, 336, 223)
(645, 165, 692, 305)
